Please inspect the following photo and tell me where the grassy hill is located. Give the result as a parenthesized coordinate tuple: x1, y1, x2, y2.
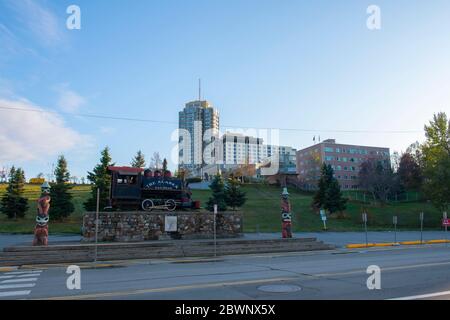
(0, 183, 443, 234)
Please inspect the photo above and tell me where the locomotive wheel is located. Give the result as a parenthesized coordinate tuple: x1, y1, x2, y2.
(142, 199, 154, 212)
(165, 199, 176, 211)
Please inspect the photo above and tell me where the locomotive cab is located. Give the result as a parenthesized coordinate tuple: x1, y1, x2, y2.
(108, 166, 144, 209)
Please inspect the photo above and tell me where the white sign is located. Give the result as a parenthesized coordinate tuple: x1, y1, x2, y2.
(362, 213, 368, 223)
(320, 210, 327, 221)
(165, 215, 177, 232)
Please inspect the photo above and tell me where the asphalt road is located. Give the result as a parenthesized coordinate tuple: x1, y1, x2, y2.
(1, 244, 450, 300)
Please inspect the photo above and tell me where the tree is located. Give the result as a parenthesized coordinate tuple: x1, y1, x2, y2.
(162, 158, 168, 173)
(84, 147, 114, 211)
(206, 174, 227, 211)
(225, 176, 247, 210)
(398, 152, 423, 190)
(150, 152, 162, 170)
(359, 159, 401, 203)
(324, 178, 347, 214)
(421, 112, 450, 212)
(131, 150, 146, 168)
(49, 155, 74, 220)
(312, 164, 333, 210)
(1, 167, 28, 219)
(312, 164, 346, 214)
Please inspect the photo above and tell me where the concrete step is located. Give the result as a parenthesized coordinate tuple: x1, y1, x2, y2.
(0, 238, 334, 266)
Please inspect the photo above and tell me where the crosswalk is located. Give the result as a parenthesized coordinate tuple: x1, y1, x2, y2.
(0, 270, 42, 298)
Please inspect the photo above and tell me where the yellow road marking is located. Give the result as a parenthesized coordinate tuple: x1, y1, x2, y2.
(0, 267, 18, 272)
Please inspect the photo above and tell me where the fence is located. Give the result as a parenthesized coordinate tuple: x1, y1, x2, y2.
(343, 191, 422, 204)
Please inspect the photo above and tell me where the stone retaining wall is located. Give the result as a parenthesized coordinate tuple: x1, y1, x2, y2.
(82, 211, 243, 242)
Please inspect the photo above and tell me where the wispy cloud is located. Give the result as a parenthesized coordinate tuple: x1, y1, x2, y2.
(55, 84, 86, 112)
(0, 97, 91, 163)
(4, 0, 63, 46)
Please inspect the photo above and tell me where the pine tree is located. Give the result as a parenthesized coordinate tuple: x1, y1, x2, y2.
(131, 150, 146, 168)
(206, 174, 227, 212)
(1, 167, 29, 219)
(312, 164, 333, 209)
(312, 164, 347, 214)
(162, 158, 168, 173)
(84, 147, 114, 211)
(225, 177, 247, 210)
(49, 155, 74, 220)
(324, 178, 347, 214)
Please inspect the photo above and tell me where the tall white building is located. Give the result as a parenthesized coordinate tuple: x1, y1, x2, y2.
(178, 100, 219, 177)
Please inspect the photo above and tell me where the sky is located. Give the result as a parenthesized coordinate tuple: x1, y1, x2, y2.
(0, 0, 449, 180)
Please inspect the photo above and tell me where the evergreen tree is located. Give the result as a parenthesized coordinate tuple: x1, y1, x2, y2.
(324, 178, 347, 214)
(312, 164, 333, 209)
(49, 155, 74, 220)
(84, 147, 114, 211)
(131, 150, 146, 168)
(312, 164, 347, 214)
(162, 158, 168, 173)
(224, 176, 247, 210)
(1, 167, 28, 219)
(206, 174, 227, 212)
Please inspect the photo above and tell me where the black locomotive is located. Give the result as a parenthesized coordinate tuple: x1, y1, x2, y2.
(107, 166, 199, 211)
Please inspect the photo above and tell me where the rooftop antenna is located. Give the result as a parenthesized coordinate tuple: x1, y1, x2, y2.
(198, 78, 201, 101)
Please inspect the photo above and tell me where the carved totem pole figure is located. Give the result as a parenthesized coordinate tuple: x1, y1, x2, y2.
(33, 182, 51, 246)
(281, 187, 292, 238)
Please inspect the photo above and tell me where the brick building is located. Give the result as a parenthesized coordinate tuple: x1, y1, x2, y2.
(296, 139, 390, 190)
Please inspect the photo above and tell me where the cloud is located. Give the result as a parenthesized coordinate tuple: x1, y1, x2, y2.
(4, 0, 63, 46)
(56, 85, 86, 112)
(0, 97, 90, 163)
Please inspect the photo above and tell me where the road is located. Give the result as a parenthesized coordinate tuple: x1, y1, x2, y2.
(1, 244, 450, 300)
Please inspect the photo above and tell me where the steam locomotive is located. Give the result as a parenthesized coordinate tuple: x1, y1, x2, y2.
(107, 166, 199, 211)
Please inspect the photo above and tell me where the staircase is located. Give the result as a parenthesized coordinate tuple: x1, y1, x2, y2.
(0, 238, 334, 266)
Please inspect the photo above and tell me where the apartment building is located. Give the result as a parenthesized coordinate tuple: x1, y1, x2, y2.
(296, 139, 390, 190)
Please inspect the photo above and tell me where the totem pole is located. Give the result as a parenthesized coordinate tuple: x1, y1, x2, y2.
(281, 187, 292, 238)
(33, 182, 51, 246)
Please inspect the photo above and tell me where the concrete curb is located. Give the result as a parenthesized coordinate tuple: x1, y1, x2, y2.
(346, 239, 450, 248)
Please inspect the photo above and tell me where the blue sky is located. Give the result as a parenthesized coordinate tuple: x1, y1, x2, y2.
(0, 0, 449, 179)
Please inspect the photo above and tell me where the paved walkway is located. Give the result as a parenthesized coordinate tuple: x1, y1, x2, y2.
(243, 231, 449, 247)
(1, 231, 448, 250)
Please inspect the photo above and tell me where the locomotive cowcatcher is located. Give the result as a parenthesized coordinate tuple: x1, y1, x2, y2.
(107, 166, 199, 211)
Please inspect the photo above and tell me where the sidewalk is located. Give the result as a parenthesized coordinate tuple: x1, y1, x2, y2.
(1, 231, 448, 250)
(243, 231, 449, 247)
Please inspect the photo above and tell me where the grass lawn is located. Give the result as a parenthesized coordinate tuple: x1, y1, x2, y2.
(192, 184, 443, 232)
(0, 184, 90, 234)
(0, 183, 444, 234)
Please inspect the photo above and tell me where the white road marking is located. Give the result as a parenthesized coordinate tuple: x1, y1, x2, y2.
(5, 270, 42, 275)
(0, 283, 36, 290)
(1, 278, 38, 283)
(0, 269, 42, 299)
(0, 290, 31, 298)
(17, 273, 41, 278)
(390, 291, 450, 300)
